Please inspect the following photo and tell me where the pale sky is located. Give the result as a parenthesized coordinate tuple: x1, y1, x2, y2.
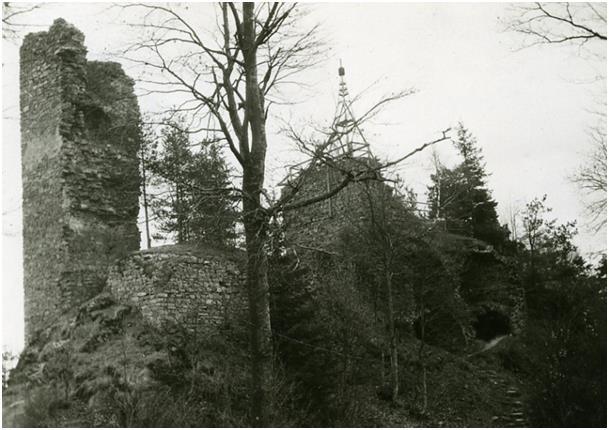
(2, 2, 607, 353)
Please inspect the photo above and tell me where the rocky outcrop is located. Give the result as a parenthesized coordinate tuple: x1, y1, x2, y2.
(2, 290, 251, 427)
(3, 293, 170, 427)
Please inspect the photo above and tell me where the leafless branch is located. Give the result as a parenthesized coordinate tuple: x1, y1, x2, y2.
(507, 2, 607, 48)
(571, 114, 607, 231)
(2, 2, 40, 40)
(275, 103, 450, 214)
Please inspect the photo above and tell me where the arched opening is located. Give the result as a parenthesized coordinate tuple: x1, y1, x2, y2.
(473, 309, 511, 341)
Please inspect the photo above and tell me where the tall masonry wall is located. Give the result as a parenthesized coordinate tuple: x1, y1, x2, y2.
(282, 156, 384, 253)
(20, 19, 141, 342)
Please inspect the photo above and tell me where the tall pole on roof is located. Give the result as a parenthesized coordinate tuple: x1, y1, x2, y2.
(332, 61, 371, 157)
(338, 59, 348, 99)
(278, 61, 373, 187)
(335, 60, 354, 153)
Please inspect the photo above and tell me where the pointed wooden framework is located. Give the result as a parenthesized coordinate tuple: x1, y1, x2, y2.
(279, 63, 373, 187)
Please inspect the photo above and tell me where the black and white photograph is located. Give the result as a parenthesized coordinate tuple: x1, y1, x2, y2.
(2, 2, 607, 427)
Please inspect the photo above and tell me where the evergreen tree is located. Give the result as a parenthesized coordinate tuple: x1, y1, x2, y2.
(428, 123, 509, 249)
(147, 122, 238, 246)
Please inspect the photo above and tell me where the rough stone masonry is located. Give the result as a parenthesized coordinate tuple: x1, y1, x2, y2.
(107, 245, 247, 333)
(282, 157, 385, 254)
(20, 19, 141, 342)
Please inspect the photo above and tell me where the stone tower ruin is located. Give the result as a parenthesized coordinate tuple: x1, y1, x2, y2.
(20, 19, 141, 341)
(282, 65, 383, 253)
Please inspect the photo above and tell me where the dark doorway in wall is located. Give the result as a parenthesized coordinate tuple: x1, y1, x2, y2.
(473, 309, 511, 341)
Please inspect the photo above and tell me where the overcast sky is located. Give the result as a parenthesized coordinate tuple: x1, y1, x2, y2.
(2, 2, 606, 353)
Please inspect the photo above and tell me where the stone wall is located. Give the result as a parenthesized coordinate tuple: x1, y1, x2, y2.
(20, 19, 141, 342)
(107, 245, 247, 332)
(282, 156, 384, 253)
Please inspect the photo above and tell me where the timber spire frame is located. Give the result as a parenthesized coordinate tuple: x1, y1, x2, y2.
(279, 63, 373, 186)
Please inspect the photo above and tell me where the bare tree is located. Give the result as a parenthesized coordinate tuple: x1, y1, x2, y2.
(118, 5, 325, 423)
(521, 195, 551, 270)
(362, 184, 402, 404)
(2, 2, 40, 40)
(508, 2, 606, 48)
(139, 120, 154, 249)
(572, 112, 607, 231)
(119, 3, 450, 424)
(507, 2, 607, 234)
(506, 201, 522, 242)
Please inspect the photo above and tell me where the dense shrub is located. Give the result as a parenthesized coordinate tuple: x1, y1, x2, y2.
(269, 250, 384, 426)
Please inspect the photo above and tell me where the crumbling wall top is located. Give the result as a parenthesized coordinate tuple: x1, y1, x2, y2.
(20, 18, 141, 342)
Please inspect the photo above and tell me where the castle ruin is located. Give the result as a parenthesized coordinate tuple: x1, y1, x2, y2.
(19, 20, 521, 348)
(20, 19, 248, 343)
(281, 64, 385, 254)
(20, 19, 141, 341)
(18, 19, 379, 343)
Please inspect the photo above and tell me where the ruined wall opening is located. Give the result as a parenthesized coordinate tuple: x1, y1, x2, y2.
(473, 309, 511, 341)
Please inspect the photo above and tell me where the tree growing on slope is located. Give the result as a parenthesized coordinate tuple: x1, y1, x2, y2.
(427, 123, 509, 249)
(339, 183, 469, 408)
(572, 113, 607, 231)
(122, 3, 450, 423)
(343, 183, 411, 404)
(513, 196, 606, 427)
(518, 195, 586, 311)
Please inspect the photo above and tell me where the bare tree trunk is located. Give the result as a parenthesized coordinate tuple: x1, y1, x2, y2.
(176, 183, 184, 243)
(418, 308, 428, 413)
(386, 268, 399, 403)
(365, 186, 400, 403)
(242, 3, 273, 425)
(422, 366, 428, 412)
(119, 2, 451, 425)
(140, 145, 151, 249)
(243, 199, 273, 426)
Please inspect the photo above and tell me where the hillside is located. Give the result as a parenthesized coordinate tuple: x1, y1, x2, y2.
(3, 292, 253, 427)
(4, 287, 534, 428)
